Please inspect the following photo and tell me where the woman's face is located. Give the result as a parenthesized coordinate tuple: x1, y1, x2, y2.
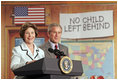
(24, 27, 35, 44)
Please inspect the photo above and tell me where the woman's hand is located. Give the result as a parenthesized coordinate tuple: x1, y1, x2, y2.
(26, 60, 37, 64)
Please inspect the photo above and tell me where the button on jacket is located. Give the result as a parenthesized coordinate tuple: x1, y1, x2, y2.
(10, 42, 45, 70)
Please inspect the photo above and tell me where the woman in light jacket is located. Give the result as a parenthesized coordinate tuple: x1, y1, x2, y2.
(10, 22, 45, 78)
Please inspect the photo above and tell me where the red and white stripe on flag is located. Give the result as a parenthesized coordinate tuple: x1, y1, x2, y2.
(14, 6, 45, 25)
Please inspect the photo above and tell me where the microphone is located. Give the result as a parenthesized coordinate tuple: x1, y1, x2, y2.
(60, 51, 66, 56)
(48, 48, 54, 53)
(54, 49, 66, 56)
(48, 48, 65, 56)
(54, 49, 61, 56)
(48, 48, 61, 56)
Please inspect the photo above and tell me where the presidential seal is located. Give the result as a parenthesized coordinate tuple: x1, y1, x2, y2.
(60, 56, 73, 74)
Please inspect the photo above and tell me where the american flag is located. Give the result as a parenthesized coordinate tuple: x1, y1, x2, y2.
(14, 6, 45, 25)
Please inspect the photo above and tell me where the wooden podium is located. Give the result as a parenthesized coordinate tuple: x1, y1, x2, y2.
(13, 58, 83, 79)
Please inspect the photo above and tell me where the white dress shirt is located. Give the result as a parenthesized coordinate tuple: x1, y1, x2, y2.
(49, 40, 59, 50)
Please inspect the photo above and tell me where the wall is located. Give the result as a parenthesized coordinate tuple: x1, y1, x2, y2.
(1, 1, 117, 79)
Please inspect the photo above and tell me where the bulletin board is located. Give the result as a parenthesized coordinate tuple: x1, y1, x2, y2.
(15, 38, 45, 47)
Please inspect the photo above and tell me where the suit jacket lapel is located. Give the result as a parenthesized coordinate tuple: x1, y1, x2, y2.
(46, 41, 55, 58)
(59, 43, 66, 54)
(33, 44, 39, 59)
(20, 42, 34, 60)
(59, 43, 63, 51)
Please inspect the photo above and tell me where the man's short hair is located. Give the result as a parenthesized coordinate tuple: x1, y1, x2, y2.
(48, 23, 62, 33)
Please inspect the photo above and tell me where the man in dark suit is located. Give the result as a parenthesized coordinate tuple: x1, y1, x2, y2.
(40, 23, 68, 58)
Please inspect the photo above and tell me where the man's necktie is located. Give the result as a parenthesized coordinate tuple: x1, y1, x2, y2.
(55, 45, 58, 49)
(55, 45, 59, 59)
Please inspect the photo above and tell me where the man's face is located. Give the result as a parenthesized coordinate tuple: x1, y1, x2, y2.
(48, 26, 62, 44)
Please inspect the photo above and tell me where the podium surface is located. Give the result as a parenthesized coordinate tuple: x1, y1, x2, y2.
(13, 58, 83, 79)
